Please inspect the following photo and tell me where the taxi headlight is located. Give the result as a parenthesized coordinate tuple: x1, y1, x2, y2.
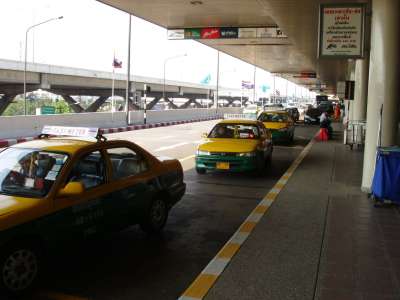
(238, 152, 256, 157)
(196, 150, 210, 156)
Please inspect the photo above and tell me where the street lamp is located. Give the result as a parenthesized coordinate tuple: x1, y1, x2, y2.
(24, 16, 63, 115)
(163, 53, 187, 103)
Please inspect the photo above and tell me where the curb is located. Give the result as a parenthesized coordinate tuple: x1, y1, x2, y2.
(0, 116, 220, 148)
(178, 137, 316, 300)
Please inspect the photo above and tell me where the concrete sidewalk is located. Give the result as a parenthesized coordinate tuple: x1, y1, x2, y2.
(204, 126, 400, 300)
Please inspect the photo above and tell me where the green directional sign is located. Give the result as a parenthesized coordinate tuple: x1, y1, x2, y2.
(41, 106, 56, 115)
(184, 28, 201, 39)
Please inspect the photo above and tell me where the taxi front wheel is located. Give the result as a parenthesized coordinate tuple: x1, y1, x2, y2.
(0, 241, 41, 295)
(140, 198, 169, 234)
(196, 167, 206, 174)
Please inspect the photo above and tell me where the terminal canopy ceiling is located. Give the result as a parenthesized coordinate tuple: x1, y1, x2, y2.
(98, 0, 369, 94)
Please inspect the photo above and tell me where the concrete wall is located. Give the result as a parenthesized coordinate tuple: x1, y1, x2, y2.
(0, 107, 241, 139)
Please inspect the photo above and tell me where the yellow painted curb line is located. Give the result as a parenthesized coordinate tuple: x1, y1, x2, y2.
(37, 291, 89, 300)
(178, 138, 316, 300)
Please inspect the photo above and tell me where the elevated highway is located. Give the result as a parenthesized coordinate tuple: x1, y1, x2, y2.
(0, 59, 245, 114)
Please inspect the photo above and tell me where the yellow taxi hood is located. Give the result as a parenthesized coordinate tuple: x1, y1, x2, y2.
(0, 194, 38, 216)
(198, 139, 259, 153)
(262, 122, 289, 130)
(0, 194, 48, 230)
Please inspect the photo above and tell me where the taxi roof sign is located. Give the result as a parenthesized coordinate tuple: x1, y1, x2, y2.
(42, 126, 99, 138)
(224, 113, 257, 120)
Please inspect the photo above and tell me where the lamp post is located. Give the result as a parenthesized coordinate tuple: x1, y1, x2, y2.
(24, 16, 63, 115)
(163, 53, 187, 103)
(125, 14, 132, 125)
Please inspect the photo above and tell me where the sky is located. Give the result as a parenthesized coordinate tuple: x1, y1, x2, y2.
(0, 0, 312, 98)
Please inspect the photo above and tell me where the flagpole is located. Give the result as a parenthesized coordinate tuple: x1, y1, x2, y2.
(111, 64, 115, 122)
(253, 65, 256, 104)
(241, 87, 243, 108)
(125, 14, 132, 125)
(215, 50, 220, 110)
(273, 74, 276, 104)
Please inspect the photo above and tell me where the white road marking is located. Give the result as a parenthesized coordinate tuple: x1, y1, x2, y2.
(179, 155, 195, 162)
(155, 140, 203, 152)
(158, 135, 174, 140)
(154, 142, 191, 152)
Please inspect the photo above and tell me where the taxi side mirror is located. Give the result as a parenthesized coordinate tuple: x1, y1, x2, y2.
(58, 181, 84, 197)
(201, 132, 208, 138)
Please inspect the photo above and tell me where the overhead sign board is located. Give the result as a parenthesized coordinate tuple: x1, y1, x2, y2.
(293, 72, 317, 79)
(256, 27, 287, 38)
(337, 81, 346, 98)
(185, 28, 201, 39)
(167, 29, 184, 40)
(238, 28, 257, 38)
(201, 28, 220, 39)
(168, 27, 286, 40)
(220, 27, 238, 39)
(319, 4, 365, 58)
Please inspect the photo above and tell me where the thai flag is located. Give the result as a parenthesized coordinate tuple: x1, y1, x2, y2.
(113, 57, 122, 68)
(242, 80, 254, 89)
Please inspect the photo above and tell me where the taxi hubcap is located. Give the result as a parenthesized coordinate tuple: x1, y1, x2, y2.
(3, 249, 38, 291)
(151, 200, 166, 226)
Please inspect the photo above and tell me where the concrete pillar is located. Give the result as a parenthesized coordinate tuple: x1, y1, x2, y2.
(61, 95, 85, 113)
(0, 94, 16, 115)
(353, 57, 369, 121)
(85, 96, 109, 112)
(362, 0, 400, 191)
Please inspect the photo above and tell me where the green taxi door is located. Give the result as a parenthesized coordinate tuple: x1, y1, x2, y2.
(50, 150, 109, 242)
(101, 146, 158, 230)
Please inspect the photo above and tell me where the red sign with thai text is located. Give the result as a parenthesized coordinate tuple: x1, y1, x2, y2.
(201, 28, 220, 39)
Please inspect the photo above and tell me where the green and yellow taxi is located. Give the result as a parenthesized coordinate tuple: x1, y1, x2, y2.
(0, 126, 185, 294)
(195, 120, 273, 174)
(258, 110, 295, 143)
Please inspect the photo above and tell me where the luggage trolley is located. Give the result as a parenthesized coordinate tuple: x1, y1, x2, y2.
(344, 120, 366, 150)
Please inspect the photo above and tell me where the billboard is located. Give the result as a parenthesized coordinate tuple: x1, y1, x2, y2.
(167, 29, 184, 40)
(201, 28, 220, 39)
(220, 27, 238, 39)
(319, 4, 365, 58)
(185, 28, 201, 39)
(168, 26, 286, 40)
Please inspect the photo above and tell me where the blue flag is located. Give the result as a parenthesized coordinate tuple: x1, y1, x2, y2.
(260, 84, 270, 93)
(201, 74, 211, 84)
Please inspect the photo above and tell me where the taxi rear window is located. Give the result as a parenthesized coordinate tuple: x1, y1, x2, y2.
(0, 148, 68, 198)
(258, 113, 288, 122)
(208, 124, 260, 139)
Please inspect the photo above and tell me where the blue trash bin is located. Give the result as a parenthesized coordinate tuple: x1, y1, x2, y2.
(372, 147, 400, 203)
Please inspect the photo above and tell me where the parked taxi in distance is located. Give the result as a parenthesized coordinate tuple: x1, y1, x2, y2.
(195, 119, 273, 174)
(258, 110, 295, 143)
(0, 126, 185, 294)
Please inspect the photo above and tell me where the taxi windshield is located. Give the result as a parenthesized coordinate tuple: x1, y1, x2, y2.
(0, 148, 68, 198)
(208, 124, 260, 139)
(259, 113, 288, 123)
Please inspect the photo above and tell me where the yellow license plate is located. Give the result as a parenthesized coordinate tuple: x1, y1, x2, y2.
(216, 162, 230, 170)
